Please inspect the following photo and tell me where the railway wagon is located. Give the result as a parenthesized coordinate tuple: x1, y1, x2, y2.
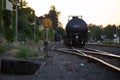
(54, 32, 61, 41)
(64, 16, 88, 47)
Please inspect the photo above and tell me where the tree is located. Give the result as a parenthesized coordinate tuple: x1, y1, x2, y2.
(3, 10, 14, 42)
(88, 24, 103, 41)
(42, 14, 52, 28)
(56, 27, 65, 38)
(0, 0, 7, 37)
(11, 0, 27, 8)
(17, 7, 36, 41)
(1, 0, 42, 42)
(118, 25, 120, 37)
(48, 5, 60, 31)
(103, 24, 116, 39)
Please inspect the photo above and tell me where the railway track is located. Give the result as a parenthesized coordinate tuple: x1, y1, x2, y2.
(72, 47, 120, 71)
(50, 42, 120, 72)
(51, 42, 60, 50)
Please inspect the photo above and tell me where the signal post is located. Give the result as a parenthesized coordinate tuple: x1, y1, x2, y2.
(42, 15, 52, 57)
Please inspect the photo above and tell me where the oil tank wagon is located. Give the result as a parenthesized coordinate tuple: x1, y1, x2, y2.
(64, 16, 88, 47)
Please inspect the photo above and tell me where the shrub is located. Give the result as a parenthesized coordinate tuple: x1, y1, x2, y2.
(0, 43, 11, 52)
(99, 42, 120, 46)
(13, 45, 40, 58)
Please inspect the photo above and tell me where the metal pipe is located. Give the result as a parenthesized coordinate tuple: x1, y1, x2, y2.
(46, 28, 49, 41)
(1, 0, 4, 32)
(15, 0, 18, 41)
(34, 12, 36, 41)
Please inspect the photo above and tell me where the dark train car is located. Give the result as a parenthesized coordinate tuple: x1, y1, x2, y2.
(64, 16, 88, 47)
(54, 32, 61, 41)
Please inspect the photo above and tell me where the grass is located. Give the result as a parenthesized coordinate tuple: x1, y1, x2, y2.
(0, 41, 46, 58)
(0, 43, 12, 52)
(98, 42, 120, 47)
(13, 45, 40, 58)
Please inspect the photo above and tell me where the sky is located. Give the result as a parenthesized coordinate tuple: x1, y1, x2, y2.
(26, 0, 120, 27)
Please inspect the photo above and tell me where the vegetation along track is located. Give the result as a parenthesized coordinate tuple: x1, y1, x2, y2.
(50, 42, 120, 72)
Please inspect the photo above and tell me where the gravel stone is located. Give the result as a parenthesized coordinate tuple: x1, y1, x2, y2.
(0, 43, 120, 80)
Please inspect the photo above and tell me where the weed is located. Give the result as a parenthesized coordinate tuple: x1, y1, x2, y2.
(13, 45, 40, 58)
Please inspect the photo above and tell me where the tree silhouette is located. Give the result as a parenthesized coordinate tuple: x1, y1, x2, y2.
(48, 5, 60, 31)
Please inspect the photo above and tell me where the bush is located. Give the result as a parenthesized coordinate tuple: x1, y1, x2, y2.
(99, 42, 120, 46)
(0, 43, 11, 52)
(13, 45, 40, 58)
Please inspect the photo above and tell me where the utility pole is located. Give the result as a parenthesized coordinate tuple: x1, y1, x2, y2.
(1, 0, 4, 33)
(15, 0, 18, 41)
(34, 11, 36, 41)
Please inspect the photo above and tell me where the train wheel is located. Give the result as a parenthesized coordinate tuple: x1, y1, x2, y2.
(64, 37, 71, 47)
(78, 41, 82, 47)
(80, 41, 85, 47)
(72, 40, 75, 46)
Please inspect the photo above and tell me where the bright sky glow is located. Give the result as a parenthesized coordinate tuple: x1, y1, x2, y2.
(26, 0, 120, 27)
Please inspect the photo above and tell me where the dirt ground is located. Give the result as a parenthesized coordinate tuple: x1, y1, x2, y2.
(0, 49, 120, 80)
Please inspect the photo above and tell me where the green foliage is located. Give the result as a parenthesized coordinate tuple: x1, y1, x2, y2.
(18, 7, 36, 40)
(0, 43, 12, 52)
(39, 28, 54, 41)
(0, 0, 3, 35)
(13, 45, 40, 58)
(99, 41, 120, 46)
(103, 25, 116, 39)
(48, 6, 59, 30)
(88, 24, 120, 42)
(39, 28, 46, 41)
(56, 27, 65, 38)
(49, 28, 54, 41)
(88, 24, 102, 41)
(118, 26, 120, 37)
(11, 0, 27, 9)
(3, 10, 14, 42)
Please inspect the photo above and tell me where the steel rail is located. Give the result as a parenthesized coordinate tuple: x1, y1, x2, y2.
(73, 48, 120, 72)
(52, 48, 120, 72)
(51, 42, 59, 50)
(84, 47, 120, 58)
